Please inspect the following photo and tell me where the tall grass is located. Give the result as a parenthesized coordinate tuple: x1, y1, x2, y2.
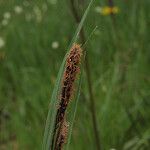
(0, 0, 149, 149)
(43, 1, 93, 150)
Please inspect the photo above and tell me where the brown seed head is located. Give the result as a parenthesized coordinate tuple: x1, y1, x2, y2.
(56, 44, 82, 124)
(53, 43, 82, 150)
(56, 120, 68, 150)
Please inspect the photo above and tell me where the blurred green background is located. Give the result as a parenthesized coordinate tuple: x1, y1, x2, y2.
(0, 0, 150, 149)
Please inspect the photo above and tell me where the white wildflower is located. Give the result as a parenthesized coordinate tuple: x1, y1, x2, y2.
(42, 3, 48, 12)
(0, 37, 5, 48)
(2, 19, 8, 26)
(95, 6, 102, 13)
(102, 85, 107, 92)
(23, 1, 30, 7)
(3, 12, 11, 20)
(52, 41, 59, 49)
(14, 6, 23, 14)
(25, 13, 32, 22)
(33, 6, 42, 23)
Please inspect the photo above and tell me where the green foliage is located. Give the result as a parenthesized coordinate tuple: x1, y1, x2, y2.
(0, 0, 150, 150)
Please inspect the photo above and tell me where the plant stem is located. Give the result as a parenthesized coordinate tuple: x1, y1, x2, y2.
(69, 0, 101, 149)
(108, 0, 114, 6)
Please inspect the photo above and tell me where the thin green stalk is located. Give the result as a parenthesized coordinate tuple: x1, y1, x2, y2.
(69, 0, 101, 149)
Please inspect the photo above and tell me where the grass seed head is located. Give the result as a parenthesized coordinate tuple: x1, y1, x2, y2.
(57, 43, 82, 124)
(53, 43, 82, 150)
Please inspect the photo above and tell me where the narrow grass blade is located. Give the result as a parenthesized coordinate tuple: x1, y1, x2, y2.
(69, 0, 94, 48)
(43, 59, 66, 150)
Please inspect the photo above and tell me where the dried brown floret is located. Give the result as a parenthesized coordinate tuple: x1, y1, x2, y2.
(55, 120, 68, 150)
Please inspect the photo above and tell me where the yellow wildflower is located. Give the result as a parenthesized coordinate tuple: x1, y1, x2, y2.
(112, 6, 119, 14)
(101, 6, 112, 15)
(95, 6, 119, 16)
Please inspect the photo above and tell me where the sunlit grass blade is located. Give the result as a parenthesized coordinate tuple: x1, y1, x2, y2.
(43, 1, 93, 150)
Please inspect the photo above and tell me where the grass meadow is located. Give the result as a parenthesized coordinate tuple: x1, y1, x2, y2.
(0, 0, 150, 149)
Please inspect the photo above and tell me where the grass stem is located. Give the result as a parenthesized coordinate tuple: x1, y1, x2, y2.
(69, 0, 101, 149)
